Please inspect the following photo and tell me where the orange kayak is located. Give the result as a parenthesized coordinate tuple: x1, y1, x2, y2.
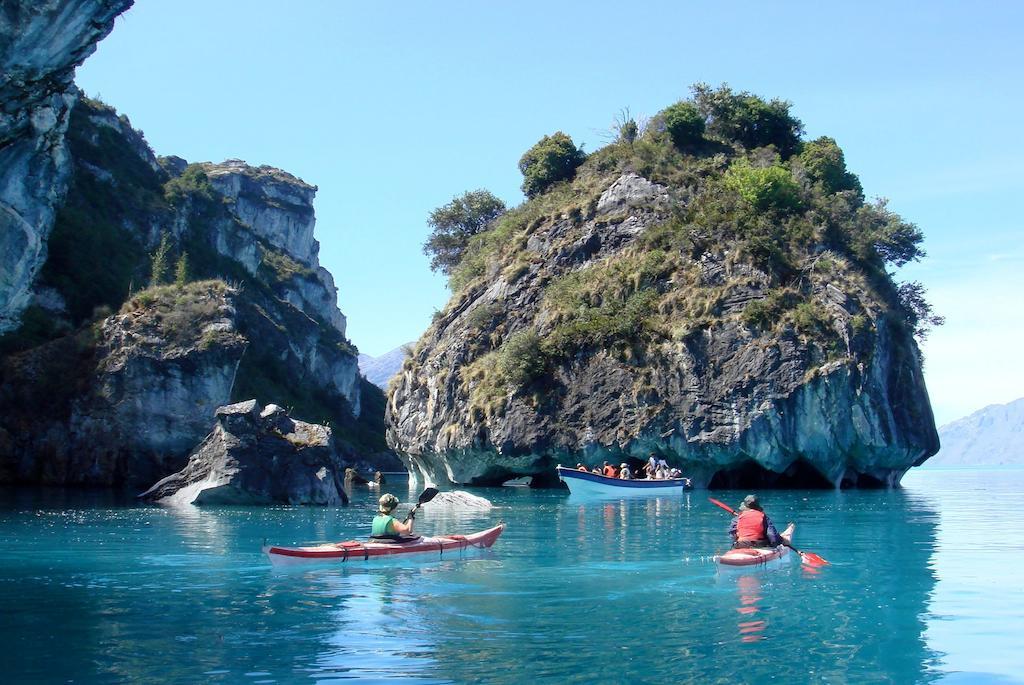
(263, 523, 505, 566)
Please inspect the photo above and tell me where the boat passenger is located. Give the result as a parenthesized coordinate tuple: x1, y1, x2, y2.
(577, 463, 588, 471)
(619, 463, 632, 479)
(655, 457, 670, 479)
(645, 453, 658, 479)
(602, 461, 618, 478)
(729, 495, 783, 549)
(371, 493, 415, 539)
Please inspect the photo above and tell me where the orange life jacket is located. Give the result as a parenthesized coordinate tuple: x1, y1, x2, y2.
(735, 509, 767, 542)
(603, 465, 617, 477)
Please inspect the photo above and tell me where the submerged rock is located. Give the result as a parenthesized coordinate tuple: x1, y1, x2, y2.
(139, 400, 350, 506)
(422, 491, 493, 511)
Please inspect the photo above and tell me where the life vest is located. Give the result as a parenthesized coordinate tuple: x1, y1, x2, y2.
(371, 514, 396, 537)
(735, 509, 767, 542)
(603, 465, 617, 477)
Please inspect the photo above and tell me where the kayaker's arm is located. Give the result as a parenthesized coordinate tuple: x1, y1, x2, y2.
(764, 517, 782, 546)
(391, 515, 414, 536)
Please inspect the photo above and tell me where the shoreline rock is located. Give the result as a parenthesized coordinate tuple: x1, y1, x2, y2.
(139, 400, 350, 506)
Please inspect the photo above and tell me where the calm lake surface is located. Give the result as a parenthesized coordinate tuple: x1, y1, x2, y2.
(1, 468, 1022, 684)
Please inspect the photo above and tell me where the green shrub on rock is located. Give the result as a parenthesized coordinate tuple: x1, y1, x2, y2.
(725, 160, 802, 212)
(423, 190, 506, 275)
(494, 329, 545, 388)
(741, 289, 798, 330)
(692, 83, 803, 157)
(660, 101, 705, 150)
(797, 136, 862, 196)
(149, 233, 173, 286)
(519, 132, 586, 198)
(163, 164, 214, 206)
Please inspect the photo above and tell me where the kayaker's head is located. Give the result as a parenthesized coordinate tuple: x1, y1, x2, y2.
(739, 494, 762, 511)
(378, 493, 399, 514)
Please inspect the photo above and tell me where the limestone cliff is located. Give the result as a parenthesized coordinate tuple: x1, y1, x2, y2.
(0, 3, 394, 486)
(0, 96, 394, 486)
(0, 0, 132, 332)
(388, 95, 940, 488)
(0, 281, 245, 486)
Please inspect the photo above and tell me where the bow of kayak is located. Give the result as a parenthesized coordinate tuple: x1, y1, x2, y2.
(264, 522, 505, 566)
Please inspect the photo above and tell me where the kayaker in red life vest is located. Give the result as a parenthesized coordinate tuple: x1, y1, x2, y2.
(371, 493, 414, 539)
(729, 495, 784, 548)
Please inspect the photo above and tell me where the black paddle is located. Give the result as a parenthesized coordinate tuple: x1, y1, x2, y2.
(403, 487, 440, 524)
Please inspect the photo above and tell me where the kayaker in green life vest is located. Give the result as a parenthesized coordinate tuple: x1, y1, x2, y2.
(371, 493, 415, 539)
(729, 494, 784, 549)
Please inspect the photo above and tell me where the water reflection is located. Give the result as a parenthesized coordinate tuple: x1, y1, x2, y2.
(308, 569, 441, 681)
(905, 468, 1024, 684)
(735, 573, 766, 643)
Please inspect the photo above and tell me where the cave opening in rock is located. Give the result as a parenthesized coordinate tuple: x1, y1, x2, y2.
(840, 471, 888, 489)
(708, 458, 834, 489)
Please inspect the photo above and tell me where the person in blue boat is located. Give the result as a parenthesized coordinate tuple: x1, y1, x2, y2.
(619, 463, 632, 479)
(729, 495, 783, 549)
(645, 453, 658, 479)
(371, 493, 415, 539)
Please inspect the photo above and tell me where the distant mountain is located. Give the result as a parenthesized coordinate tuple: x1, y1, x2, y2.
(359, 344, 411, 389)
(929, 398, 1024, 466)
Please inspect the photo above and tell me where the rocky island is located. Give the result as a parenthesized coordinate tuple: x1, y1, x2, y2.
(388, 89, 941, 488)
(0, 0, 396, 498)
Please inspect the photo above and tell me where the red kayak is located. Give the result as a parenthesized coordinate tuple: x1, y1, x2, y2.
(263, 523, 505, 566)
(715, 523, 795, 568)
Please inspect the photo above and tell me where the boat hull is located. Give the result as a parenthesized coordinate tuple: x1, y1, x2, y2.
(556, 466, 691, 497)
(264, 523, 505, 566)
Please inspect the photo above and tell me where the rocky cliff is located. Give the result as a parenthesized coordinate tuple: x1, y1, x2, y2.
(0, 0, 132, 333)
(0, 3, 395, 487)
(388, 92, 940, 488)
(0, 281, 245, 486)
(0, 95, 393, 486)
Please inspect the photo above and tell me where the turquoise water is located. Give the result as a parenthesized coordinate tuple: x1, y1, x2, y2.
(1, 468, 1022, 684)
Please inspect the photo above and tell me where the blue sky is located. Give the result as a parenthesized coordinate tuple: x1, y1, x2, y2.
(75, 1, 1024, 425)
